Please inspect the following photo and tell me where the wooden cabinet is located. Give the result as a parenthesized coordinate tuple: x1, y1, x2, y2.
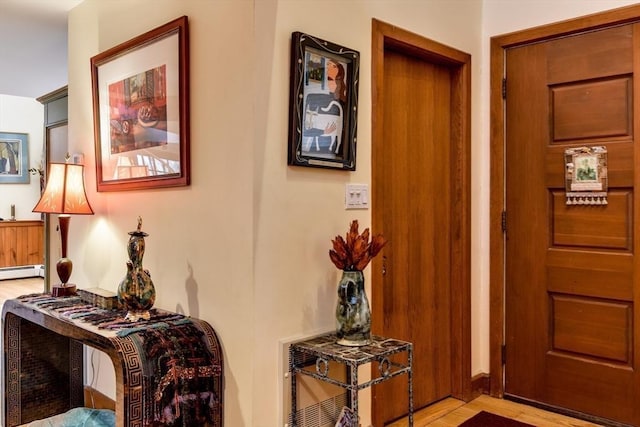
(0, 220, 44, 268)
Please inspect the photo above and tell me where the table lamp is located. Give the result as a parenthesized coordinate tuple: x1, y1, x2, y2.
(33, 162, 94, 297)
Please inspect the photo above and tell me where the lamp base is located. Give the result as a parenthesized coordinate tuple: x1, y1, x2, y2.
(51, 284, 77, 297)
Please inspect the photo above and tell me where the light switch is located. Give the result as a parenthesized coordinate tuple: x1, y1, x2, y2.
(345, 184, 369, 209)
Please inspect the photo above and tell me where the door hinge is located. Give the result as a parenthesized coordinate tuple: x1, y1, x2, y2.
(502, 344, 506, 365)
(501, 210, 507, 233)
(502, 77, 507, 99)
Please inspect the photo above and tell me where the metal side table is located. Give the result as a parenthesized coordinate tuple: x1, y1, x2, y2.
(289, 333, 413, 426)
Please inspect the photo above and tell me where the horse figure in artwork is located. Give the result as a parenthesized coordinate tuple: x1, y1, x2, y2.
(302, 95, 344, 154)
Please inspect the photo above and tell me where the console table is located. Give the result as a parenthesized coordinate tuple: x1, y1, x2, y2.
(2, 294, 224, 427)
(289, 333, 413, 427)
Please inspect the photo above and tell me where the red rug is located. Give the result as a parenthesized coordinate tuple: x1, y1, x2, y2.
(459, 411, 535, 427)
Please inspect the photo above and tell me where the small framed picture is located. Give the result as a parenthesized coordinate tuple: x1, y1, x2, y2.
(0, 132, 29, 184)
(288, 32, 360, 170)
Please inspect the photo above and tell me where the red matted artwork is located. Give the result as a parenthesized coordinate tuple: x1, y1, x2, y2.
(108, 65, 168, 155)
(91, 16, 190, 191)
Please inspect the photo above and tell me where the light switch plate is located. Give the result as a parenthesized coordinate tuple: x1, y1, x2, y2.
(345, 184, 369, 209)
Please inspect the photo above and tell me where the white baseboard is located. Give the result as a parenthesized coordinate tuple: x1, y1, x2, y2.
(0, 265, 44, 280)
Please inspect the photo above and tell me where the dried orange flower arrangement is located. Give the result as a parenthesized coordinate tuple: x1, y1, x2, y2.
(329, 220, 387, 271)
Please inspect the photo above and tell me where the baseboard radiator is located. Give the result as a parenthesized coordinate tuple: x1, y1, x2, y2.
(283, 335, 348, 427)
(0, 265, 44, 280)
(289, 392, 348, 427)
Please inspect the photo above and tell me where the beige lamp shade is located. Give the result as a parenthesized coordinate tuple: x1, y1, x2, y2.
(32, 162, 94, 296)
(33, 163, 94, 215)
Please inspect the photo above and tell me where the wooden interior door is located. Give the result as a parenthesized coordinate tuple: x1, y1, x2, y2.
(504, 24, 640, 425)
(372, 20, 471, 426)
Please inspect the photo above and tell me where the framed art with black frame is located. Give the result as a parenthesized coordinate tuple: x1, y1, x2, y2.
(91, 16, 190, 191)
(288, 32, 360, 170)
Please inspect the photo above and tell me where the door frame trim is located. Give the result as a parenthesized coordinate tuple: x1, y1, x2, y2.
(371, 18, 472, 419)
(489, 3, 640, 398)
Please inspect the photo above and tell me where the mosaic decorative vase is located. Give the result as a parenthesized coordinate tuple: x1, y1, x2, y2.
(335, 270, 371, 346)
(118, 217, 156, 321)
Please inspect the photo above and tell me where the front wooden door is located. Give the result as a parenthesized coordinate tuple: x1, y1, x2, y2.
(372, 20, 471, 426)
(504, 24, 640, 425)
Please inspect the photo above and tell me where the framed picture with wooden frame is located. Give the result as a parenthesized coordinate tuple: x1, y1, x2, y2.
(0, 132, 29, 184)
(91, 16, 190, 191)
(288, 32, 360, 170)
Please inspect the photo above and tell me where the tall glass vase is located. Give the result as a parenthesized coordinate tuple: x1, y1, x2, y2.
(335, 270, 371, 346)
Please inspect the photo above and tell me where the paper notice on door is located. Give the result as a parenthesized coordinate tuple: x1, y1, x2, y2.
(564, 146, 608, 205)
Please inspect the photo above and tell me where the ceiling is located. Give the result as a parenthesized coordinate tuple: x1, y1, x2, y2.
(0, 0, 83, 98)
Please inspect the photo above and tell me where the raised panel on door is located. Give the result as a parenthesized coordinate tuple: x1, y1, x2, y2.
(47, 124, 68, 164)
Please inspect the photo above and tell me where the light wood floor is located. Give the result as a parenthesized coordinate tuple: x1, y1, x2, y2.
(389, 394, 603, 426)
(0, 276, 45, 305)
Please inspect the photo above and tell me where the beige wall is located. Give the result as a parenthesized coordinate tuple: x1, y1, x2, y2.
(63, 1, 639, 426)
(0, 95, 44, 221)
(68, 1, 482, 425)
(69, 1, 254, 425)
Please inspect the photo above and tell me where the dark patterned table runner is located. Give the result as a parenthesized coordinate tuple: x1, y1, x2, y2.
(17, 293, 186, 335)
